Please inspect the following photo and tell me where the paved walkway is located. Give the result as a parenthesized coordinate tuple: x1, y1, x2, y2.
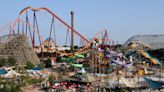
(22, 84, 44, 92)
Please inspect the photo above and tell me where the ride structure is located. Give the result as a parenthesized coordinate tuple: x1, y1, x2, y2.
(0, 7, 110, 63)
(125, 40, 161, 65)
(0, 34, 40, 65)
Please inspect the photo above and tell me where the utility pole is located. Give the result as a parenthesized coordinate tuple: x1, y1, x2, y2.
(71, 11, 74, 52)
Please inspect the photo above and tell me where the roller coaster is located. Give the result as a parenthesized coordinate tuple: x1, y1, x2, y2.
(0, 7, 110, 57)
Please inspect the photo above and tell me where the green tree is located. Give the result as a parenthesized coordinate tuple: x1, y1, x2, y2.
(10, 84, 21, 92)
(37, 63, 45, 69)
(7, 56, 16, 66)
(0, 80, 21, 92)
(74, 45, 79, 49)
(25, 61, 35, 69)
(0, 58, 5, 67)
(48, 75, 53, 86)
(45, 58, 52, 68)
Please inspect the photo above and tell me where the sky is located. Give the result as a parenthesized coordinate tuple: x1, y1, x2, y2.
(0, 0, 164, 44)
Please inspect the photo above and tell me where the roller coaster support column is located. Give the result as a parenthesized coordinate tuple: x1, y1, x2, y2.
(71, 11, 74, 52)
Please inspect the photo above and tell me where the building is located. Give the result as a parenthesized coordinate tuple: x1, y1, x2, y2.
(124, 35, 164, 50)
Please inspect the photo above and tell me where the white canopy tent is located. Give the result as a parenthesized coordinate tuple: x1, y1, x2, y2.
(121, 77, 141, 88)
(2, 69, 22, 78)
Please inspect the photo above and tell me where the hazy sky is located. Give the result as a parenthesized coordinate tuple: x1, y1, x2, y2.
(0, 0, 164, 44)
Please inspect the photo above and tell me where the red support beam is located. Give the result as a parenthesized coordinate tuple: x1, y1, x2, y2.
(20, 7, 89, 43)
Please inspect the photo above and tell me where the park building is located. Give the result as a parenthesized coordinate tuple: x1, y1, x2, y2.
(124, 35, 164, 50)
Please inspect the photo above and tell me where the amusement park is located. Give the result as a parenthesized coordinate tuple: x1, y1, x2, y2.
(0, 1, 164, 92)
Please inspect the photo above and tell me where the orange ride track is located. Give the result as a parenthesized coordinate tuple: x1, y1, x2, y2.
(0, 7, 110, 56)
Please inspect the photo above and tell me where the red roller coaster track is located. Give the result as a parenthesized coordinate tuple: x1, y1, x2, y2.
(0, 7, 110, 56)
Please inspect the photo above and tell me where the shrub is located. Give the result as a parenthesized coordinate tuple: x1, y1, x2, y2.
(45, 58, 52, 68)
(0, 58, 5, 67)
(7, 56, 16, 66)
(25, 61, 35, 69)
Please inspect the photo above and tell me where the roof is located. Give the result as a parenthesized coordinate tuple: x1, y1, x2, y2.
(124, 35, 164, 49)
